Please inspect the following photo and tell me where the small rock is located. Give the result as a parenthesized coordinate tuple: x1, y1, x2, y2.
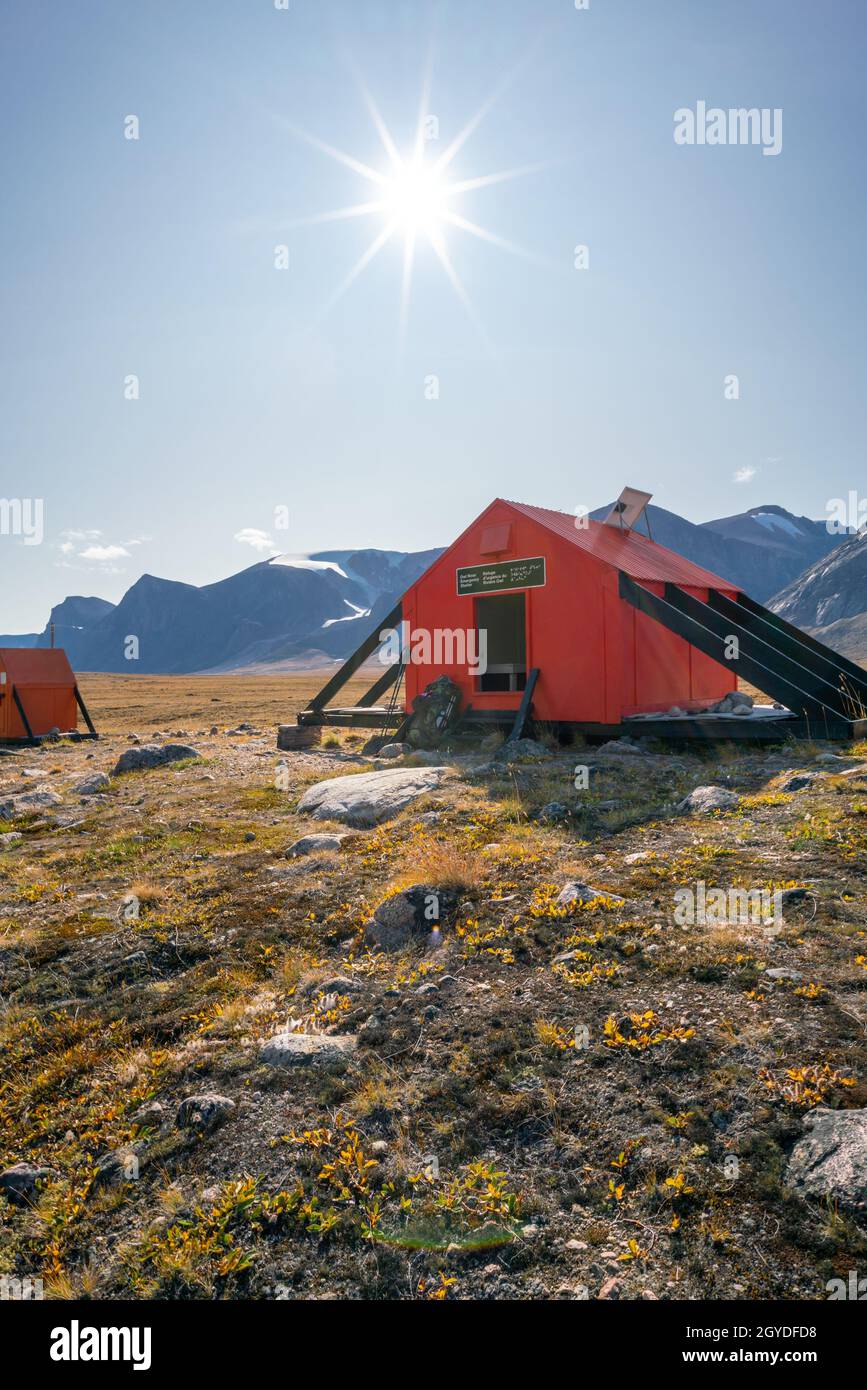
(378, 742, 410, 759)
(785, 1108, 867, 1212)
(175, 1094, 236, 1135)
(260, 1034, 357, 1069)
(709, 691, 754, 714)
(780, 772, 821, 792)
(557, 881, 623, 907)
(364, 884, 458, 950)
(598, 1276, 623, 1300)
(113, 744, 200, 776)
(92, 1147, 142, 1187)
(357, 1012, 390, 1045)
(0, 1162, 55, 1205)
(299, 973, 363, 997)
(494, 738, 548, 764)
(676, 785, 740, 815)
(764, 967, 804, 982)
(130, 1100, 164, 1128)
(74, 772, 110, 796)
(0, 787, 62, 819)
(0, 832, 23, 848)
(781, 887, 810, 907)
(286, 833, 350, 858)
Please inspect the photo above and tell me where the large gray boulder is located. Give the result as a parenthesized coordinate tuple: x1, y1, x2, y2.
(260, 1033, 357, 1069)
(0, 786, 62, 819)
(676, 785, 740, 815)
(785, 1108, 867, 1212)
(113, 744, 199, 775)
(297, 767, 445, 828)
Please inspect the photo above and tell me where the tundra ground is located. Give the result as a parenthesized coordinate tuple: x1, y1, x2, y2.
(1, 673, 865, 1301)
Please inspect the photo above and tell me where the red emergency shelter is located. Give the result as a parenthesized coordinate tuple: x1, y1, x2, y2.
(400, 497, 736, 726)
(299, 491, 867, 743)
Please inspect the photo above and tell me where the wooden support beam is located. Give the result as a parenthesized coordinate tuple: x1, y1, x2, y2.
(74, 685, 98, 737)
(11, 686, 36, 744)
(356, 662, 401, 708)
(507, 668, 539, 743)
(308, 602, 402, 712)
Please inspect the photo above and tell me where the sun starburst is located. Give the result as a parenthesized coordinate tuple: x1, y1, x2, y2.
(287, 66, 546, 339)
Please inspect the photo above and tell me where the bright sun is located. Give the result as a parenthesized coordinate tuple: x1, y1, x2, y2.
(382, 159, 449, 235)
(286, 66, 541, 337)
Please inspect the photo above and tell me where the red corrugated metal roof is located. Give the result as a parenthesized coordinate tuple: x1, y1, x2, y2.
(503, 500, 738, 590)
(0, 648, 76, 685)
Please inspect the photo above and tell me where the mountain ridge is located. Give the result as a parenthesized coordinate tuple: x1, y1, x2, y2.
(1, 504, 860, 672)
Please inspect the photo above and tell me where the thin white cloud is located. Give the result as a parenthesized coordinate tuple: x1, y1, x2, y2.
(79, 544, 131, 562)
(235, 527, 278, 554)
(53, 530, 147, 568)
(733, 466, 756, 484)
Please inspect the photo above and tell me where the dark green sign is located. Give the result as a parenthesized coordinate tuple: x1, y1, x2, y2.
(456, 556, 546, 597)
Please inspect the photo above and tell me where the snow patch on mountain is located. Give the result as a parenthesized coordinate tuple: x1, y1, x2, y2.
(322, 601, 372, 629)
(752, 512, 804, 538)
(269, 555, 349, 579)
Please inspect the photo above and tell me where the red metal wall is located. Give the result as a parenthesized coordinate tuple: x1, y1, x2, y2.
(0, 649, 79, 738)
(401, 502, 735, 725)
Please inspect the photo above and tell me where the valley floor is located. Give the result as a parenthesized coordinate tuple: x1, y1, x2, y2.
(1, 674, 865, 1301)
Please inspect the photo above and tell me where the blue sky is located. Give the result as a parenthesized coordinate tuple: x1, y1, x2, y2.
(1, 0, 865, 630)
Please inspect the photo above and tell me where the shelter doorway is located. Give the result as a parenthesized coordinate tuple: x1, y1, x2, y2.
(475, 592, 527, 692)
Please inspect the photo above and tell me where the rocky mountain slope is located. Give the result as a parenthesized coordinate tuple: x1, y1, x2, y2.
(591, 503, 843, 601)
(2, 504, 855, 673)
(769, 533, 867, 659)
(2, 550, 441, 675)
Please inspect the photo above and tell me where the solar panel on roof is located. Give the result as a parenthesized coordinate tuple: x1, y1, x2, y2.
(602, 487, 653, 532)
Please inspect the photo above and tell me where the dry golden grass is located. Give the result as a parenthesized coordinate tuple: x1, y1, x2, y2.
(76, 670, 375, 736)
(127, 880, 165, 909)
(389, 839, 486, 893)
